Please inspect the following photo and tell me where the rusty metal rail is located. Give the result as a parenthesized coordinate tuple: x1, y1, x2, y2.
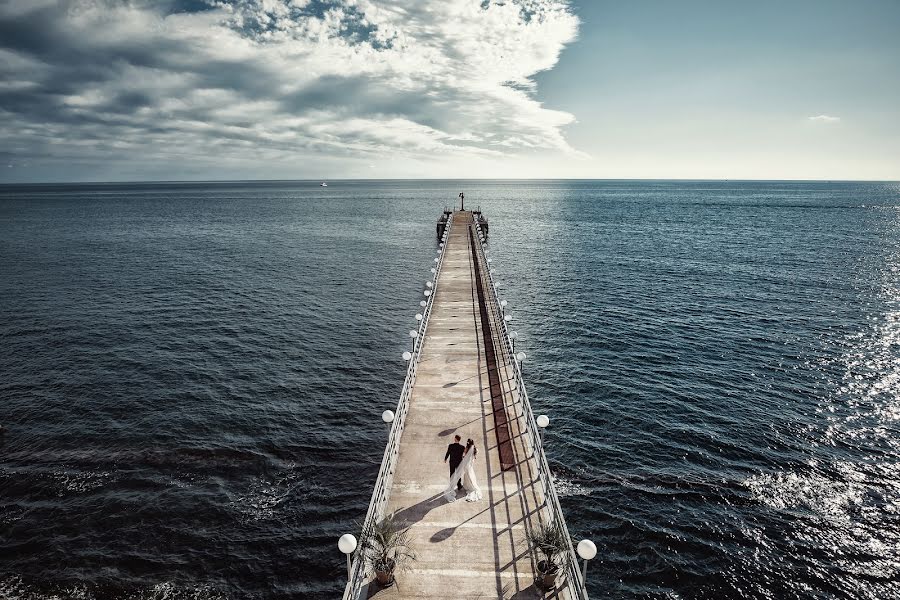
(471, 219, 590, 600)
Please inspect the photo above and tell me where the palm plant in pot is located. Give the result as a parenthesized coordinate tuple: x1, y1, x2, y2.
(362, 512, 417, 587)
(527, 520, 569, 590)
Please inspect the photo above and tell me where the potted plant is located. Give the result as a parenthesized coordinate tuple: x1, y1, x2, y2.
(527, 520, 568, 590)
(362, 512, 417, 587)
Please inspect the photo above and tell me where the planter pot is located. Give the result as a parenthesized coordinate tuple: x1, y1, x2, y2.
(536, 560, 559, 590)
(375, 559, 396, 587)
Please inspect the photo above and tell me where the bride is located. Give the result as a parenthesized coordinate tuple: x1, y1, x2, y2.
(443, 438, 483, 502)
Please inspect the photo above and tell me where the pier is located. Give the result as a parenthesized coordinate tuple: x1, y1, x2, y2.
(342, 210, 591, 599)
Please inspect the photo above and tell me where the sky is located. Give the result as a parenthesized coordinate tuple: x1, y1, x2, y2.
(1, 0, 898, 182)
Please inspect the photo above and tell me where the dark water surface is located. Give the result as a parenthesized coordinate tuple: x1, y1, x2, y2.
(1, 180, 899, 599)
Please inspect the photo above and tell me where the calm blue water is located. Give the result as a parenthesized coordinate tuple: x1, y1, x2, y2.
(1, 180, 899, 599)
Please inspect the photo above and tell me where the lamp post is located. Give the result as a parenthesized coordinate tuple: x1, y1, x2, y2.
(420, 300, 427, 308)
(516, 350, 526, 375)
(408, 329, 418, 351)
(577, 539, 597, 580)
(536, 413, 549, 445)
(509, 331, 518, 353)
(402, 351, 412, 362)
(338, 533, 357, 581)
(500, 299, 507, 311)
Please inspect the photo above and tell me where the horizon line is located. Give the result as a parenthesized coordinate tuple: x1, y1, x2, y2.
(2, 177, 899, 186)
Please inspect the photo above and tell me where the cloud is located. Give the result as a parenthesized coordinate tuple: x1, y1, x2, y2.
(807, 115, 841, 123)
(0, 0, 581, 180)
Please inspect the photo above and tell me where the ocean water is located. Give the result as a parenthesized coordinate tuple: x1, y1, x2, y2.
(1, 180, 899, 600)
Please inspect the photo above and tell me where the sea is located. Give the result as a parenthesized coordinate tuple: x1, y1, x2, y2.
(1, 180, 898, 600)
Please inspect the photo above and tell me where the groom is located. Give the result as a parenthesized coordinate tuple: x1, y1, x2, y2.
(444, 434, 465, 490)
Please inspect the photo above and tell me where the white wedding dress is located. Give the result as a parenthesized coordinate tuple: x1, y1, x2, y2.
(443, 449, 483, 502)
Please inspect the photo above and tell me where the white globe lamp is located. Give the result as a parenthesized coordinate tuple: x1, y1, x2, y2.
(338, 533, 358, 579)
(577, 539, 597, 579)
(536, 413, 549, 444)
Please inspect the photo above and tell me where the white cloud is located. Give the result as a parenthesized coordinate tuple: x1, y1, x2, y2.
(0, 0, 582, 180)
(807, 115, 841, 123)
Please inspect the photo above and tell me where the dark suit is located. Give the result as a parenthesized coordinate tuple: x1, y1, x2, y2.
(445, 442, 465, 488)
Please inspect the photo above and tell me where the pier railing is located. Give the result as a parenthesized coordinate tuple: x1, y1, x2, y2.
(342, 215, 454, 600)
(472, 220, 590, 600)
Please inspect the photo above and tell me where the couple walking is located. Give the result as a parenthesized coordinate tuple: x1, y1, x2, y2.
(442, 435, 483, 502)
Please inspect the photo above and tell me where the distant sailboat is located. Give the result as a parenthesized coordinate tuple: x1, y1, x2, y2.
(320, 182, 328, 187)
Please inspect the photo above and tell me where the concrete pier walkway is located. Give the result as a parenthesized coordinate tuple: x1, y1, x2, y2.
(349, 211, 580, 600)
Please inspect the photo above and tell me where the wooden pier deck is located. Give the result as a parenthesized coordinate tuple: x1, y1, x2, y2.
(357, 211, 575, 599)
